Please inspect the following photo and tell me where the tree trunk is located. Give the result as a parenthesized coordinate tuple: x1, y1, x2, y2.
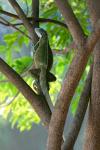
(84, 0, 100, 149)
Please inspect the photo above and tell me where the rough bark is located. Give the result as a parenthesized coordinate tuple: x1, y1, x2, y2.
(84, 42, 100, 150)
(62, 65, 93, 150)
(84, 0, 100, 149)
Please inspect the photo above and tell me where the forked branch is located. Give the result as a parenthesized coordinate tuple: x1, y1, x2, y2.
(47, 17, 100, 150)
(8, 0, 36, 44)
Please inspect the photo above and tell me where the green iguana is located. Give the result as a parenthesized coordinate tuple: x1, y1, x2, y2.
(29, 28, 56, 111)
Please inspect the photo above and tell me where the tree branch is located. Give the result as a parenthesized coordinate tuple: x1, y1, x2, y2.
(55, 0, 86, 47)
(86, 19, 100, 51)
(0, 57, 51, 128)
(0, 9, 19, 19)
(25, 0, 29, 15)
(0, 91, 19, 107)
(0, 10, 67, 28)
(0, 20, 7, 26)
(84, 1, 100, 149)
(52, 42, 76, 55)
(0, 16, 31, 40)
(47, 19, 100, 150)
(8, 0, 36, 44)
(31, 0, 39, 44)
(0, 80, 8, 83)
(62, 64, 93, 150)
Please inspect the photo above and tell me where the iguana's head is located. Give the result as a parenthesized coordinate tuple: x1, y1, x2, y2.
(35, 28, 47, 38)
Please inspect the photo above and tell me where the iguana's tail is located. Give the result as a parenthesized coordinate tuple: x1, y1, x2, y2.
(40, 67, 53, 112)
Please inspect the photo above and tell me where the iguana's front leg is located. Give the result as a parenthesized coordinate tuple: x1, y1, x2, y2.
(29, 68, 42, 94)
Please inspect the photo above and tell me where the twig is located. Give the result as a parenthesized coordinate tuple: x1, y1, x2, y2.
(0, 10, 19, 19)
(0, 20, 8, 26)
(0, 92, 19, 107)
(0, 16, 31, 40)
(0, 80, 9, 83)
(52, 42, 76, 55)
(25, 0, 29, 15)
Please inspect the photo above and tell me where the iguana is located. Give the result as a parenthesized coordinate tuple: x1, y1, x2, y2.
(29, 28, 56, 111)
(0, 29, 56, 110)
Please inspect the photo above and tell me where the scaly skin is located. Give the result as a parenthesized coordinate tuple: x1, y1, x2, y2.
(30, 28, 56, 111)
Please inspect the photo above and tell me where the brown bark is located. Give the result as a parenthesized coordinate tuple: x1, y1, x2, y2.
(84, 42, 100, 150)
(84, 0, 100, 149)
(31, 0, 39, 44)
(62, 65, 93, 150)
